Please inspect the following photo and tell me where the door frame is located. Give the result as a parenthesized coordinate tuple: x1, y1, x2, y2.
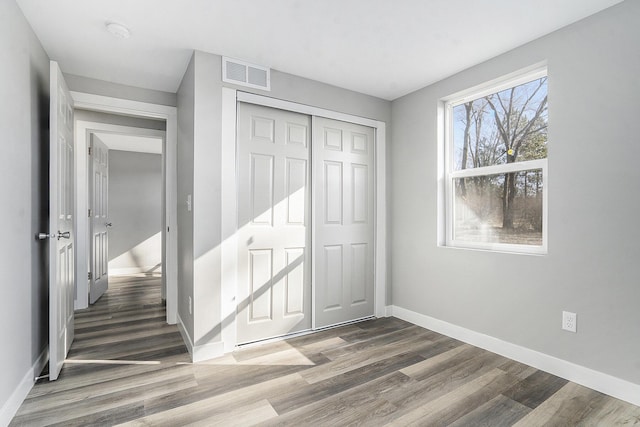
(71, 92, 178, 324)
(78, 123, 165, 305)
(221, 89, 387, 351)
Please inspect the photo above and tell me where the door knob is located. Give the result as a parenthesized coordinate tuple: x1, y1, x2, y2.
(106, 222, 113, 227)
(37, 231, 70, 240)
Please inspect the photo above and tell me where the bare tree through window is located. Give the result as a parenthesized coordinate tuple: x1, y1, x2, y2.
(449, 76, 548, 249)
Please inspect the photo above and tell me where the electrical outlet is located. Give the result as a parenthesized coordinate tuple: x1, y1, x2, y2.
(562, 311, 577, 333)
(187, 194, 192, 212)
(188, 296, 192, 315)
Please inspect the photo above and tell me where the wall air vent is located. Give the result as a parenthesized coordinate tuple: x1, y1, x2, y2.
(222, 57, 271, 91)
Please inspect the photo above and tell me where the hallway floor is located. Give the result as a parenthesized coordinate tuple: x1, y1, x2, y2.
(10, 274, 640, 426)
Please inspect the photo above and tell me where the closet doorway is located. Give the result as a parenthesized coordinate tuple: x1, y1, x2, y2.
(235, 100, 377, 344)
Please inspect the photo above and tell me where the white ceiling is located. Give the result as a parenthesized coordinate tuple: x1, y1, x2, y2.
(17, 0, 623, 100)
(94, 133, 162, 154)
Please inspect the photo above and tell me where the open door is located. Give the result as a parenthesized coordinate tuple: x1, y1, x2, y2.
(48, 61, 75, 380)
(89, 134, 109, 303)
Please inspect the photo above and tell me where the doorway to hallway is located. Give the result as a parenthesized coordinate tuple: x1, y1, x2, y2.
(71, 91, 178, 325)
(77, 110, 166, 306)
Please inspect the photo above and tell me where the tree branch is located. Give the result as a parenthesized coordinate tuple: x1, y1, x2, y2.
(485, 96, 510, 151)
(513, 78, 546, 138)
(513, 95, 548, 146)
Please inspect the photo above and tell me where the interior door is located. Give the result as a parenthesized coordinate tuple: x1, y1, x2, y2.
(89, 134, 109, 303)
(48, 61, 75, 380)
(313, 117, 375, 328)
(236, 103, 311, 344)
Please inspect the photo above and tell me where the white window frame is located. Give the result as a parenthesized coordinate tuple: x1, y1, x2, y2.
(442, 66, 548, 255)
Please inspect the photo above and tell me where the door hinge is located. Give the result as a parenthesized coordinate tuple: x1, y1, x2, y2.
(88, 272, 92, 280)
(167, 226, 170, 232)
(88, 146, 92, 156)
(88, 208, 92, 217)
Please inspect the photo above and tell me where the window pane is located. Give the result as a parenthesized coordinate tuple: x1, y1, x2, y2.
(453, 170, 543, 246)
(452, 77, 548, 171)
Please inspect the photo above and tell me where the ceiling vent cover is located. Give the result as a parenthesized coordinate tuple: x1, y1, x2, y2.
(222, 57, 271, 91)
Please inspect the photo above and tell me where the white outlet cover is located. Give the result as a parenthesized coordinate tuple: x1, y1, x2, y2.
(187, 194, 192, 212)
(562, 311, 577, 333)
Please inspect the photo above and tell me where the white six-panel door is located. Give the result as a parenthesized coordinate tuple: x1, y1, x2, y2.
(313, 117, 375, 328)
(49, 61, 75, 380)
(89, 135, 109, 304)
(236, 103, 312, 344)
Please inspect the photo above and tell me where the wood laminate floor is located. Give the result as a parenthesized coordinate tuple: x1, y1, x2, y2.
(11, 274, 640, 426)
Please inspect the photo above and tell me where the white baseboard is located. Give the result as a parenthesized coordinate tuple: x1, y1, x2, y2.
(191, 340, 225, 363)
(109, 266, 163, 276)
(176, 312, 193, 357)
(384, 305, 393, 317)
(176, 313, 224, 363)
(0, 348, 48, 426)
(389, 305, 640, 407)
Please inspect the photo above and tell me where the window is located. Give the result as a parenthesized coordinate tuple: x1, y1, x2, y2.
(443, 69, 548, 254)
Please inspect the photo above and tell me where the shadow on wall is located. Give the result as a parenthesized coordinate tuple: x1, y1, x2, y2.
(108, 150, 162, 275)
(195, 249, 306, 348)
(109, 232, 162, 275)
(33, 57, 50, 355)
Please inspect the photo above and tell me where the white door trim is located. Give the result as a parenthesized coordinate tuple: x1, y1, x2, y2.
(374, 121, 387, 319)
(221, 88, 239, 351)
(221, 89, 387, 351)
(236, 92, 380, 128)
(71, 92, 178, 325)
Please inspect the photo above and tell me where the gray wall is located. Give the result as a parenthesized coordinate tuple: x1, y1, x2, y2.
(108, 150, 162, 273)
(65, 74, 177, 107)
(176, 50, 392, 351)
(191, 52, 222, 347)
(0, 0, 50, 420)
(391, 0, 640, 385)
